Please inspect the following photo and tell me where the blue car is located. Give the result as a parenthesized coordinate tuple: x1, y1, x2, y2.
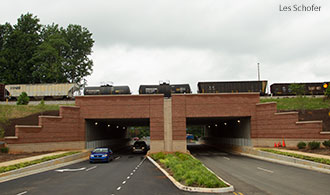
(89, 148, 114, 163)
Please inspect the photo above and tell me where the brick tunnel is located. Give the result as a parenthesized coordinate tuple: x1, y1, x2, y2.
(4, 93, 330, 153)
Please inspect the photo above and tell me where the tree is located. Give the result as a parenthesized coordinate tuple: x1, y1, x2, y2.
(16, 92, 30, 105)
(289, 83, 305, 96)
(61, 24, 94, 87)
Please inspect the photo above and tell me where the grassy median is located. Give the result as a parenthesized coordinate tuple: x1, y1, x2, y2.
(0, 151, 80, 174)
(150, 152, 228, 188)
(260, 149, 330, 165)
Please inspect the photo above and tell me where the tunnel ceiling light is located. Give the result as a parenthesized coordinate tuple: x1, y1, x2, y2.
(123, 127, 126, 129)
(95, 122, 98, 126)
(108, 124, 111, 127)
(116, 126, 119, 128)
(215, 124, 218, 127)
(237, 120, 241, 123)
(208, 125, 211, 128)
(224, 122, 227, 126)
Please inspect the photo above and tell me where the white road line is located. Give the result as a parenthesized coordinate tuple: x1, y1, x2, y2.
(17, 191, 27, 195)
(257, 167, 274, 173)
(223, 157, 230, 160)
(86, 166, 97, 171)
(122, 181, 126, 184)
(130, 173, 133, 175)
(133, 170, 136, 172)
(115, 156, 120, 160)
(117, 187, 121, 191)
(127, 176, 130, 179)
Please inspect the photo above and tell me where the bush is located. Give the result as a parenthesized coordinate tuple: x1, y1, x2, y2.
(297, 142, 306, 149)
(0, 147, 9, 153)
(308, 141, 320, 150)
(16, 92, 29, 105)
(322, 140, 330, 148)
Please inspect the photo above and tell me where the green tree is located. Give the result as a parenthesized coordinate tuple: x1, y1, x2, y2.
(289, 83, 305, 96)
(61, 24, 94, 86)
(16, 92, 30, 105)
(325, 86, 330, 99)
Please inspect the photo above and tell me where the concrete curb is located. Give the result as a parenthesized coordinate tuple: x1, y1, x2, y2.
(147, 156, 234, 193)
(0, 151, 89, 183)
(241, 150, 330, 174)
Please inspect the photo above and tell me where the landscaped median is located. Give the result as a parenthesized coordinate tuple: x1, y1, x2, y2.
(0, 151, 79, 173)
(0, 150, 89, 183)
(260, 149, 330, 165)
(148, 152, 234, 193)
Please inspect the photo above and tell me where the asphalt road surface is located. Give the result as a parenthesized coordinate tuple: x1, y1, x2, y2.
(0, 151, 226, 195)
(189, 144, 330, 195)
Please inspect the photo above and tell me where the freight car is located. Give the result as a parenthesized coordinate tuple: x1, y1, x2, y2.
(270, 82, 328, 96)
(139, 83, 191, 97)
(5, 83, 79, 100)
(197, 80, 268, 95)
(0, 84, 5, 101)
(84, 84, 131, 95)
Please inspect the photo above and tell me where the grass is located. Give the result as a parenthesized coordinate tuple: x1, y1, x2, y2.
(260, 149, 330, 165)
(0, 104, 62, 120)
(0, 151, 80, 173)
(150, 152, 228, 188)
(260, 97, 330, 110)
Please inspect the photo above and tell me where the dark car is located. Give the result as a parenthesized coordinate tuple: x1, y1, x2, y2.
(132, 141, 149, 154)
(89, 147, 114, 163)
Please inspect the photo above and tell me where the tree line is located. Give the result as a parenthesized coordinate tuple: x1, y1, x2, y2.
(0, 13, 94, 86)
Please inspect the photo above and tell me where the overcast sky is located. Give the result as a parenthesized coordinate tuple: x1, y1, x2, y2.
(1, 0, 329, 93)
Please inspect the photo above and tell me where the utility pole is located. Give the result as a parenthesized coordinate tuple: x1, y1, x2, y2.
(257, 63, 260, 81)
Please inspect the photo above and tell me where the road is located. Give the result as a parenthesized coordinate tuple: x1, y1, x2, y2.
(189, 144, 330, 195)
(0, 151, 221, 195)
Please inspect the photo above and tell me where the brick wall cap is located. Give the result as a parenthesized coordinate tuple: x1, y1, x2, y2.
(39, 116, 62, 119)
(172, 92, 260, 96)
(60, 106, 80, 109)
(75, 94, 164, 99)
(4, 136, 18, 140)
(275, 112, 298, 115)
(296, 120, 322, 124)
(15, 125, 42, 128)
(256, 102, 276, 106)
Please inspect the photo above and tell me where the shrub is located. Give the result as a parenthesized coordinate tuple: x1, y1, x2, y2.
(297, 142, 306, 149)
(322, 140, 330, 148)
(16, 92, 29, 105)
(308, 141, 320, 150)
(0, 147, 9, 153)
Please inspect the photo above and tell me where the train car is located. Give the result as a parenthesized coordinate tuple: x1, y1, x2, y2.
(270, 82, 328, 96)
(0, 84, 5, 101)
(5, 83, 79, 100)
(197, 80, 268, 95)
(84, 84, 131, 95)
(139, 83, 191, 97)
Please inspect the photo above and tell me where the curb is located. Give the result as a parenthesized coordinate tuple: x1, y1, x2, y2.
(147, 156, 234, 193)
(241, 150, 330, 174)
(0, 151, 89, 183)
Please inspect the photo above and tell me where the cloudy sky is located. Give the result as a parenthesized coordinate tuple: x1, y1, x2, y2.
(1, 0, 329, 93)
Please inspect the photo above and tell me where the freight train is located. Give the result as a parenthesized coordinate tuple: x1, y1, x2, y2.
(0, 81, 329, 101)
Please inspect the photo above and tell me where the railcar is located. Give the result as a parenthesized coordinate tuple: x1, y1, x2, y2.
(197, 80, 268, 95)
(0, 84, 5, 101)
(139, 83, 191, 97)
(5, 83, 79, 100)
(84, 84, 131, 95)
(270, 82, 328, 96)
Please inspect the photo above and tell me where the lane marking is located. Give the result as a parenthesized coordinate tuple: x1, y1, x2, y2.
(223, 157, 230, 160)
(117, 187, 121, 191)
(122, 181, 126, 184)
(257, 167, 274, 174)
(17, 191, 27, 195)
(133, 170, 136, 172)
(115, 156, 120, 160)
(130, 173, 133, 175)
(238, 192, 244, 195)
(233, 192, 238, 195)
(127, 176, 130, 179)
(55, 167, 86, 172)
(86, 166, 97, 171)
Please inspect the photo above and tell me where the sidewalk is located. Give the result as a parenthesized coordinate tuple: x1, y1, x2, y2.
(258, 148, 330, 160)
(0, 151, 69, 167)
